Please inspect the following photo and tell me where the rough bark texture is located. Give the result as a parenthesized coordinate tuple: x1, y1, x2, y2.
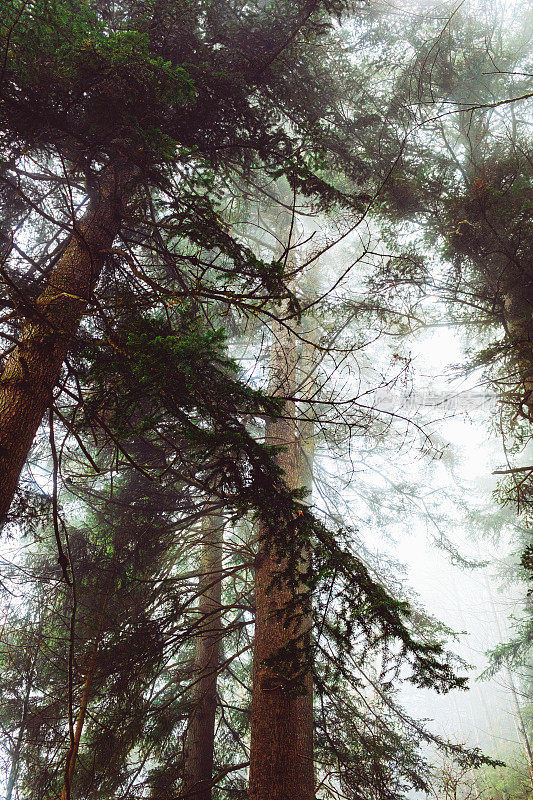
(0, 157, 138, 524)
(181, 514, 224, 800)
(249, 315, 315, 800)
(294, 329, 317, 792)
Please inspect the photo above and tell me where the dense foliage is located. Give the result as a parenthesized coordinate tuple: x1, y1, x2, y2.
(0, 0, 531, 798)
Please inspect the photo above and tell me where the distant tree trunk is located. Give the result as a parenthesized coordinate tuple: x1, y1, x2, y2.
(61, 651, 97, 800)
(181, 513, 224, 800)
(506, 667, 533, 791)
(503, 290, 533, 418)
(485, 577, 533, 790)
(0, 157, 138, 525)
(249, 311, 315, 800)
(456, 115, 533, 420)
(61, 610, 106, 800)
(5, 658, 36, 800)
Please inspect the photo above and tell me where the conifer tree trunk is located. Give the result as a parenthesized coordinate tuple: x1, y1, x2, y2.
(61, 645, 99, 800)
(249, 313, 315, 800)
(503, 290, 533, 418)
(181, 514, 224, 800)
(485, 576, 533, 790)
(61, 605, 107, 800)
(5, 659, 36, 800)
(294, 328, 317, 792)
(457, 115, 533, 419)
(0, 157, 137, 524)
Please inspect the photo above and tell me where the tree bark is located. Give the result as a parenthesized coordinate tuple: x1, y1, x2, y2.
(60, 640, 99, 800)
(0, 157, 138, 524)
(249, 313, 315, 800)
(294, 328, 317, 793)
(181, 514, 224, 800)
(5, 658, 36, 800)
(60, 600, 108, 800)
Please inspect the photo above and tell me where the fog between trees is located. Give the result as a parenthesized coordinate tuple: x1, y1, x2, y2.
(0, 0, 531, 798)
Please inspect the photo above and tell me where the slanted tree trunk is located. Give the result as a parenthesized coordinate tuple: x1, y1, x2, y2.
(181, 513, 224, 800)
(249, 310, 315, 800)
(0, 157, 138, 524)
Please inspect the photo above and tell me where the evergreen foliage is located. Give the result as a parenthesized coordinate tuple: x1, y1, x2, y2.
(0, 0, 531, 798)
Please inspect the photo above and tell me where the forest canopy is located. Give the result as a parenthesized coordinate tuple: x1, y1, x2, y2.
(0, 0, 531, 798)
